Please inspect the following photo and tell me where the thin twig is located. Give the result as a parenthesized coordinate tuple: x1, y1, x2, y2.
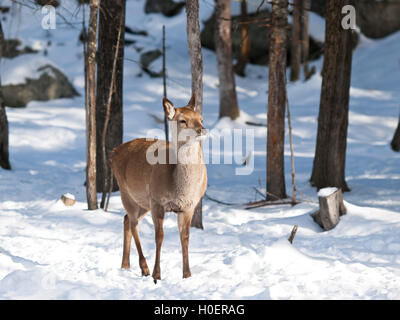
(253, 187, 267, 199)
(286, 97, 297, 204)
(104, 170, 113, 212)
(162, 25, 169, 141)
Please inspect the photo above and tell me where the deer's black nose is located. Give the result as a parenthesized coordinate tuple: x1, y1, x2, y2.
(197, 128, 207, 136)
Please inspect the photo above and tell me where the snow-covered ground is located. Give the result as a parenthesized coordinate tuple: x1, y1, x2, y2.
(0, 0, 400, 299)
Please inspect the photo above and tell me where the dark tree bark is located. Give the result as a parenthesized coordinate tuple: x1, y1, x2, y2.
(96, 0, 126, 194)
(266, 0, 288, 200)
(0, 104, 11, 170)
(234, 0, 250, 77)
(310, 0, 355, 191)
(301, 0, 310, 77)
(391, 116, 400, 152)
(290, 0, 301, 82)
(290, 0, 310, 81)
(186, 0, 204, 229)
(85, 0, 99, 210)
(0, 20, 10, 170)
(215, 0, 240, 120)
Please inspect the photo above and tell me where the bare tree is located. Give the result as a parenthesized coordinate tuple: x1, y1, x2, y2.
(266, 0, 288, 200)
(215, 0, 240, 120)
(186, 0, 204, 229)
(0, 19, 10, 170)
(290, 0, 301, 82)
(290, 0, 310, 81)
(85, 0, 99, 210)
(96, 0, 126, 199)
(234, 0, 250, 77)
(310, 0, 355, 191)
(301, 0, 310, 77)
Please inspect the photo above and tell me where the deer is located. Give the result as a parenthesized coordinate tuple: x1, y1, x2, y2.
(110, 94, 207, 283)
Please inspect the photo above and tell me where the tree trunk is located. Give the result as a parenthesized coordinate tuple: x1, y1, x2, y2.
(234, 0, 250, 77)
(310, 0, 355, 192)
(301, 0, 310, 77)
(267, 0, 288, 200)
(85, 0, 99, 210)
(0, 106, 9, 170)
(0, 20, 10, 171)
(186, 0, 204, 229)
(215, 0, 240, 120)
(290, 0, 301, 82)
(391, 116, 400, 152)
(96, 0, 125, 195)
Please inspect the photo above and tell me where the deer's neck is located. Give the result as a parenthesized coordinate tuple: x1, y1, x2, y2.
(159, 140, 205, 212)
(174, 139, 203, 165)
(173, 140, 204, 196)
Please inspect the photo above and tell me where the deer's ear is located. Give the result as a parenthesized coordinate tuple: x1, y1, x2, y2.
(187, 93, 196, 110)
(163, 97, 175, 120)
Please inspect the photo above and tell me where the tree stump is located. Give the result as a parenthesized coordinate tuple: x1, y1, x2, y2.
(312, 188, 346, 231)
(61, 194, 76, 206)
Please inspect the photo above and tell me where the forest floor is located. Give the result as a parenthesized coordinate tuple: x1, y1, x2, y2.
(0, 1, 400, 299)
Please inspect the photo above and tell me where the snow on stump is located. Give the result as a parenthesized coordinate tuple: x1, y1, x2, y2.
(311, 188, 347, 231)
(61, 193, 76, 206)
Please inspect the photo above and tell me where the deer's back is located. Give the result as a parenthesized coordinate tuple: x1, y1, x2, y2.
(111, 138, 167, 210)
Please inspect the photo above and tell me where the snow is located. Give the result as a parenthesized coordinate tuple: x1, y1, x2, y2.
(62, 193, 75, 200)
(318, 187, 338, 198)
(0, 1, 400, 300)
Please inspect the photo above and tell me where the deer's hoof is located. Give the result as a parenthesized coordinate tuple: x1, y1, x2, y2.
(121, 263, 130, 270)
(142, 268, 150, 277)
(140, 260, 150, 276)
(183, 271, 191, 279)
(152, 271, 161, 283)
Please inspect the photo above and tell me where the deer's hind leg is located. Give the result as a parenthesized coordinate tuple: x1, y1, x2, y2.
(121, 214, 132, 269)
(120, 192, 150, 276)
(134, 207, 150, 276)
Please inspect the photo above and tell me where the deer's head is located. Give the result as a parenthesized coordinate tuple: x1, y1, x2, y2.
(163, 95, 207, 144)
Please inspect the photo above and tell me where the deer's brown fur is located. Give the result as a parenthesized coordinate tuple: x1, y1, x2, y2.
(111, 95, 207, 282)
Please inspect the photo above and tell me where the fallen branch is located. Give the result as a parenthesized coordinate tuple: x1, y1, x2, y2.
(288, 225, 298, 244)
(245, 199, 299, 210)
(203, 193, 243, 206)
(245, 121, 266, 127)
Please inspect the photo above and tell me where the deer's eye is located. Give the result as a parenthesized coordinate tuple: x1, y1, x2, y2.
(179, 120, 187, 125)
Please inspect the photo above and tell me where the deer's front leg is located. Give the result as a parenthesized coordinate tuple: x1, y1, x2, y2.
(177, 211, 193, 279)
(151, 201, 165, 283)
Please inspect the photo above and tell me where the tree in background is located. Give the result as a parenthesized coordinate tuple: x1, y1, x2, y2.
(391, 116, 400, 152)
(301, 0, 310, 78)
(234, 0, 250, 77)
(310, 0, 355, 191)
(290, 0, 301, 82)
(186, 0, 204, 229)
(85, 0, 99, 210)
(0, 20, 10, 170)
(215, 0, 240, 120)
(96, 0, 126, 197)
(266, 0, 288, 200)
(290, 0, 310, 82)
